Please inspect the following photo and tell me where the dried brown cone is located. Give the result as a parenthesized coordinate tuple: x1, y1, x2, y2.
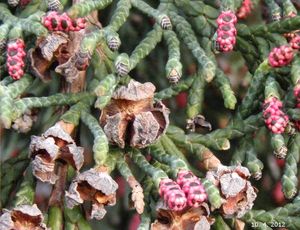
(186, 115, 212, 132)
(29, 32, 69, 82)
(29, 122, 84, 184)
(128, 176, 145, 214)
(12, 109, 38, 133)
(151, 201, 214, 230)
(206, 165, 257, 218)
(65, 166, 118, 220)
(0, 204, 48, 230)
(100, 80, 170, 148)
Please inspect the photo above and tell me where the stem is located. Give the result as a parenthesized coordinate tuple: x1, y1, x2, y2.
(48, 162, 68, 207)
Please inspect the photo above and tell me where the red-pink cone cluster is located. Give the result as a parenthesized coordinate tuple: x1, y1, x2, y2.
(289, 35, 300, 50)
(6, 39, 26, 80)
(293, 85, 300, 130)
(176, 170, 207, 207)
(263, 97, 289, 134)
(237, 0, 252, 19)
(43, 11, 86, 32)
(268, 45, 294, 67)
(159, 178, 187, 211)
(216, 11, 237, 52)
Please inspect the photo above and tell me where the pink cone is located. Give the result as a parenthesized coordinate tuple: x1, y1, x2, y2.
(176, 170, 207, 208)
(217, 11, 237, 25)
(176, 170, 196, 187)
(237, 0, 253, 19)
(6, 39, 26, 80)
(268, 45, 294, 67)
(159, 178, 187, 211)
(290, 36, 300, 50)
(43, 11, 85, 32)
(263, 97, 289, 134)
(216, 11, 237, 52)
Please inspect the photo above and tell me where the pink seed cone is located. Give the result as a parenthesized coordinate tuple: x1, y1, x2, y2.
(268, 45, 294, 67)
(217, 11, 237, 25)
(43, 11, 86, 32)
(176, 170, 207, 208)
(181, 179, 207, 207)
(290, 36, 300, 50)
(216, 30, 236, 52)
(237, 0, 253, 19)
(6, 39, 26, 80)
(176, 170, 197, 187)
(216, 11, 237, 52)
(263, 97, 289, 134)
(159, 178, 187, 211)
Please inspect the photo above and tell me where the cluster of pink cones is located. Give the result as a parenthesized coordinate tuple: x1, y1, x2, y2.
(43, 11, 85, 32)
(263, 97, 289, 134)
(216, 11, 237, 52)
(159, 170, 207, 211)
(268, 45, 294, 67)
(6, 39, 26, 80)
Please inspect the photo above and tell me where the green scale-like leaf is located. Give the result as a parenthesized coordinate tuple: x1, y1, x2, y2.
(81, 111, 109, 166)
(169, 11, 216, 82)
